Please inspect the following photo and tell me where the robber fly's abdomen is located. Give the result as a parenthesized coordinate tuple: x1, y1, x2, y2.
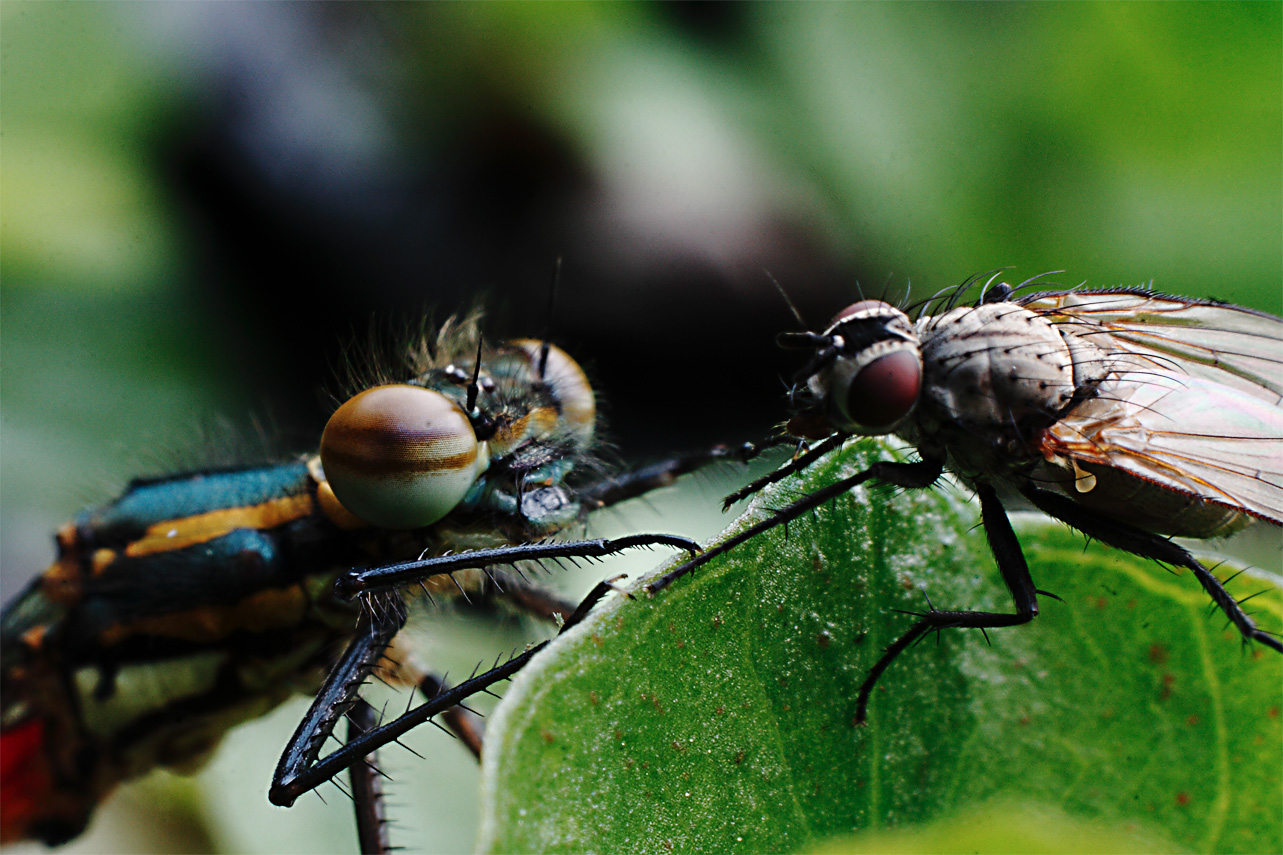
(0, 461, 360, 845)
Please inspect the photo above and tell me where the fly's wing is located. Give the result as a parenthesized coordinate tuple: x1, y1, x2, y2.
(1021, 289, 1283, 405)
(1042, 373, 1282, 526)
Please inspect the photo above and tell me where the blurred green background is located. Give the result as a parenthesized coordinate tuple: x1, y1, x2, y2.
(2, 2, 1279, 853)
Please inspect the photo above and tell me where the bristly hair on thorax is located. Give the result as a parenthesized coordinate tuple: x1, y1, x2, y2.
(330, 307, 487, 406)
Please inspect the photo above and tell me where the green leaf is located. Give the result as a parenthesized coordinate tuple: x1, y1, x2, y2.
(479, 440, 1282, 854)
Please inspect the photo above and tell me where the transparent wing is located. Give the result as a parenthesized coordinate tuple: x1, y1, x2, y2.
(1020, 288, 1283, 404)
(1041, 370, 1283, 527)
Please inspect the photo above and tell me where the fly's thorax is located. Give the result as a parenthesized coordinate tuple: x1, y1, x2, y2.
(909, 303, 1102, 477)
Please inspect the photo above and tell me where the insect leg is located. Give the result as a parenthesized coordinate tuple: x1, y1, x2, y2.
(273, 639, 552, 805)
(338, 534, 700, 598)
(577, 443, 773, 511)
(379, 634, 488, 760)
(346, 699, 389, 855)
(1020, 485, 1282, 654)
(270, 537, 700, 804)
(345, 675, 499, 853)
(721, 433, 847, 509)
(415, 674, 485, 759)
(854, 484, 1040, 723)
(272, 608, 404, 807)
(646, 456, 944, 593)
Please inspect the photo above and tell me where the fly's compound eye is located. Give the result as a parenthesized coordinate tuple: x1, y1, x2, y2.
(823, 343, 922, 435)
(320, 385, 489, 529)
(827, 299, 893, 330)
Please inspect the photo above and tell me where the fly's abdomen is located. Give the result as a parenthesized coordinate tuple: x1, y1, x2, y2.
(1048, 460, 1251, 538)
(1, 461, 355, 845)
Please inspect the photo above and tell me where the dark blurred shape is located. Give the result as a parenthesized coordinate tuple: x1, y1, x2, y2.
(660, 1, 748, 43)
(157, 4, 865, 459)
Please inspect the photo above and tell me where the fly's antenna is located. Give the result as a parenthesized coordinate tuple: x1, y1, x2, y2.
(764, 269, 809, 330)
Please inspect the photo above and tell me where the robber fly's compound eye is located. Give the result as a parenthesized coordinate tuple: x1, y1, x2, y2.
(320, 385, 489, 529)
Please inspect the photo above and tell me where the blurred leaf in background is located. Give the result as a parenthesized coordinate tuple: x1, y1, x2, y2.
(2, 2, 1278, 853)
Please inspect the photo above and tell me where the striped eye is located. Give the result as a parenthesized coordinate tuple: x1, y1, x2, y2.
(509, 339, 596, 443)
(828, 346, 922, 434)
(320, 385, 489, 529)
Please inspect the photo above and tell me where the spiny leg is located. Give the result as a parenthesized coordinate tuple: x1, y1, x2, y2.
(1020, 485, 1282, 654)
(646, 456, 944, 594)
(339, 534, 699, 599)
(273, 536, 701, 805)
(273, 636, 550, 807)
(291, 564, 651, 811)
(721, 433, 847, 509)
(272, 610, 404, 807)
(378, 634, 488, 760)
(577, 443, 773, 511)
(418, 674, 485, 760)
(346, 699, 389, 855)
(420, 552, 591, 754)
(854, 484, 1040, 722)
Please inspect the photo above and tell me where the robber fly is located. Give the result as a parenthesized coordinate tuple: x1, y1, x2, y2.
(648, 272, 1282, 720)
(1, 311, 722, 850)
